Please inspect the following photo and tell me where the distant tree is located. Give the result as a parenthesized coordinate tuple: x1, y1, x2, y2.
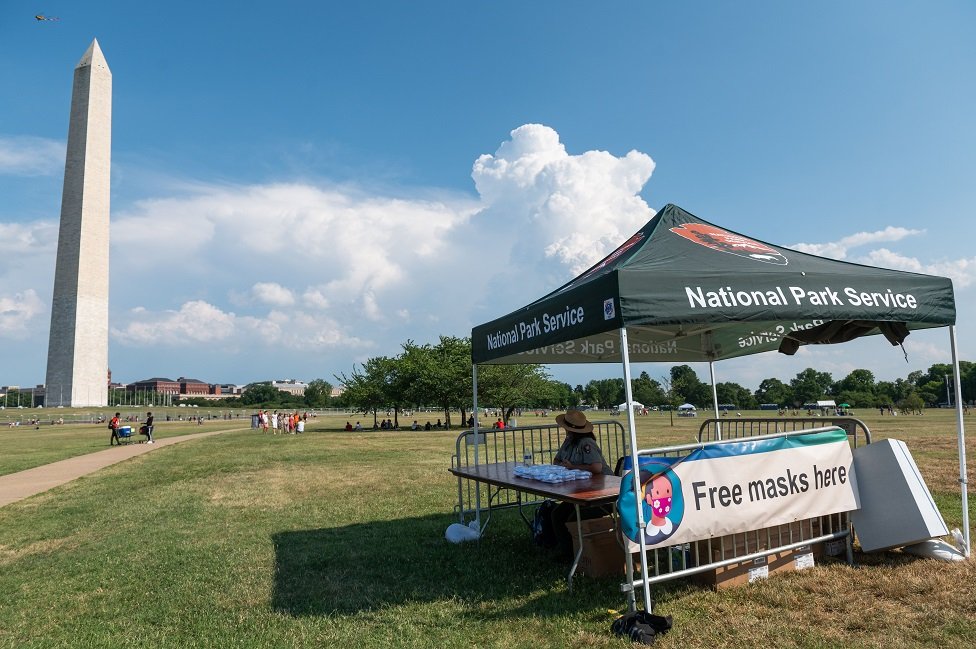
(632, 371, 666, 407)
(398, 336, 471, 428)
(659, 374, 683, 426)
(834, 369, 876, 395)
(303, 379, 333, 408)
(581, 378, 625, 409)
(573, 384, 586, 402)
(545, 381, 577, 409)
(754, 377, 791, 406)
(898, 392, 925, 415)
(335, 356, 396, 428)
(479, 363, 552, 423)
(789, 368, 833, 406)
(669, 365, 710, 406)
(430, 336, 475, 426)
(241, 382, 284, 406)
(961, 362, 976, 404)
(715, 382, 757, 410)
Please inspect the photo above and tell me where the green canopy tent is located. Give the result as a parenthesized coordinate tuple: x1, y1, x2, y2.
(470, 204, 968, 609)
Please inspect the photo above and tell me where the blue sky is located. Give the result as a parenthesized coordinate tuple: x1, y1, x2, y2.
(1, 2, 974, 392)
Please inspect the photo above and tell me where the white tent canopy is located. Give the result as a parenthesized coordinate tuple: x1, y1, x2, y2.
(678, 403, 696, 410)
(617, 401, 644, 410)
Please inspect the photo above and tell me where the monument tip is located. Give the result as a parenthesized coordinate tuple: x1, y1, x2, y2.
(76, 39, 110, 72)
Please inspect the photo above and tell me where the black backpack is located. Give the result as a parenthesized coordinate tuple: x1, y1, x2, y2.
(610, 610, 673, 645)
(531, 500, 559, 548)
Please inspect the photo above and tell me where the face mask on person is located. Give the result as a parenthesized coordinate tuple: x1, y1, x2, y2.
(651, 496, 672, 519)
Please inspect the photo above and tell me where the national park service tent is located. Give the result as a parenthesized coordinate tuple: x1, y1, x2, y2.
(470, 203, 968, 564)
(472, 204, 955, 366)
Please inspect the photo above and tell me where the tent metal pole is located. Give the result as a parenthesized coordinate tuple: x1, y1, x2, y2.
(472, 364, 481, 528)
(949, 326, 970, 556)
(619, 327, 651, 613)
(709, 361, 721, 440)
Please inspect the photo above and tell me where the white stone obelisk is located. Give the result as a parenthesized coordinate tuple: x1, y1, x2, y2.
(45, 40, 112, 407)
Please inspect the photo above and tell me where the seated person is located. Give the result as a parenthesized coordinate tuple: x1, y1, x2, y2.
(548, 410, 612, 558)
(345, 421, 353, 431)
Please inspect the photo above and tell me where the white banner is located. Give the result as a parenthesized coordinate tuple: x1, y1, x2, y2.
(619, 429, 860, 547)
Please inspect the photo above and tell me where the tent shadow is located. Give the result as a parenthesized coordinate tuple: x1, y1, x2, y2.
(271, 512, 623, 616)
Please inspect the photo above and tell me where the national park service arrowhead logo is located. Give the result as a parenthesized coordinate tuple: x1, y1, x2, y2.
(670, 223, 788, 265)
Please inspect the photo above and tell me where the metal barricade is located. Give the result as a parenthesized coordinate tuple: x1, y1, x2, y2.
(622, 424, 866, 592)
(699, 416, 872, 447)
(451, 420, 628, 525)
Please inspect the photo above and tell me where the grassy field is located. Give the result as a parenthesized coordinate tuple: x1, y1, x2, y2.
(0, 410, 973, 648)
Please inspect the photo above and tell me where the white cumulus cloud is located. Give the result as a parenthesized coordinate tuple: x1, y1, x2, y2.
(473, 124, 657, 275)
(862, 249, 976, 288)
(112, 299, 369, 352)
(0, 221, 58, 255)
(0, 289, 46, 337)
(252, 282, 296, 307)
(0, 136, 65, 176)
(112, 300, 237, 345)
(791, 226, 924, 259)
(100, 124, 661, 376)
(790, 226, 976, 289)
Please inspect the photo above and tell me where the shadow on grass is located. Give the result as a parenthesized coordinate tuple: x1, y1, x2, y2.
(272, 512, 623, 616)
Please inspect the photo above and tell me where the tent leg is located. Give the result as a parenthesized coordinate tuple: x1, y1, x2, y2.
(472, 364, 482, 530)
(709, 360, 721, 440)
(619, 327, 650, 614)
(949, 326, 970, 557)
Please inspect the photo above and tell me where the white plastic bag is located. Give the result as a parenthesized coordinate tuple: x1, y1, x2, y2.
(445, 520, 481, 544)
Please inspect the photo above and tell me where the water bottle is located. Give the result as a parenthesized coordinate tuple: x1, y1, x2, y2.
(523, 451, 533, 466)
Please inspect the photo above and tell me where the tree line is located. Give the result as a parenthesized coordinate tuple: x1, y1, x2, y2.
(163, 337, 975, 419)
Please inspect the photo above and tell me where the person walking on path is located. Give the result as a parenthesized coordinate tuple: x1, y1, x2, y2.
(109, 412, 121, 446)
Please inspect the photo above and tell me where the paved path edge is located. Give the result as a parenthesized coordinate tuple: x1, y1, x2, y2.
(0, 427, 246, 508)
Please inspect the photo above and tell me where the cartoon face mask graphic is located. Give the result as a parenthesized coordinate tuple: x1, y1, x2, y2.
(645, 475, 673, 526)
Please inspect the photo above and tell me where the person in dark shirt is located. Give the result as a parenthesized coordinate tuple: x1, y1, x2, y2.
(140, 411, 155, 444)
(549, 410, 612, 558)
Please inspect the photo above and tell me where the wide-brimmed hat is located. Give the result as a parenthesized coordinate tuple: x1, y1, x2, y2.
(555, 410, 594, 434)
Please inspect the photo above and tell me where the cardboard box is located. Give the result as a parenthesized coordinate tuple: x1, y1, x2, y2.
(690, 520, 825, 589)
(566, 516, 626, 578)
(692, 544, 820, 589)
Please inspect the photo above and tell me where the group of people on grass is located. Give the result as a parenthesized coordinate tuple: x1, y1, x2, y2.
(257, 410, 306, 434)
(341, 418, 449, 431)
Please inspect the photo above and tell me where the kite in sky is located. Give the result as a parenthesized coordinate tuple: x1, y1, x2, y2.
(35, 14, 60, 21)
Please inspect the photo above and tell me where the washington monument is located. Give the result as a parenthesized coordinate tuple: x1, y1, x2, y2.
(45, 40, 112, 407)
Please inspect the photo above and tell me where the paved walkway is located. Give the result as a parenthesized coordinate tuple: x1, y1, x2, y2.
(0, 428, 244, 508)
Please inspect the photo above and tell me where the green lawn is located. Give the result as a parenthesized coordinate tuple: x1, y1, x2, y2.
(0, 411, 973, 648)
(0, 417, 250, 476)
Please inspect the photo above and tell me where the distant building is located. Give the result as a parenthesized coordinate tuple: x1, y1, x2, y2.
(330, 385, 346, 398)
(178, 377, 218, 397)
(126, 377, 227, 399)
(130, 377, 181, 396)
(271, 379, 307, 396)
